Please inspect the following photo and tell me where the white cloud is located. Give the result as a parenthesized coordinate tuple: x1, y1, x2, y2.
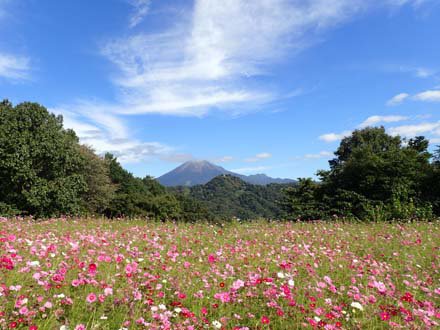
(319, 131, 351, 143)
(212, 156, 234, 163)
(245, 152, 272, 162)
(386, 93, 410, 106)
(231, 165, 271, 174)
(0, 53, 30, 80)
(303, 151, 333, 159)
(359, 115, 408, 128)
(100, 0, 422, 117)
(50, 104, 185, 164)
(413, 90, 440, 102)
(388, 122, 440, 137)
(128, 0, 151, 28)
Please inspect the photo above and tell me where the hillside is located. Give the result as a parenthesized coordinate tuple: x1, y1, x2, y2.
(171, 174, 295, 220)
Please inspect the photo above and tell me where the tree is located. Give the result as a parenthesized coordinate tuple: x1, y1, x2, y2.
(320, 128, 430, 207)
(281, 178, 326, 220)
(0, 101, 87, 217)
(78, 146, 116, 214)
(104, 153, 184, 219)
(284, 127, 433, 220)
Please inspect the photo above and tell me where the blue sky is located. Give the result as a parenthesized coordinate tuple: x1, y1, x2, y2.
(1, 0, 440, 179)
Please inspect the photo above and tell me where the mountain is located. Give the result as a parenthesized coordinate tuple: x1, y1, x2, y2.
(244, 173, 296, 185)
(170, 174, 294, 220)
(157, 160, 295, 186)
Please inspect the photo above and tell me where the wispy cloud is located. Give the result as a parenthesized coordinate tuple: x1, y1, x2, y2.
(245, 152, 272, 163)
(388, 121, 440, 137)
(212, 156, 234, 163)
(50, 103, 186, 164)
(0, 52, 30, 80)
(128, 0, 151, 28)
(359, 115, 408, 128)
(0, 2, 32, 81)
(319, 131, 351, 143)
(413, 89, 440, 102)
(386, 93, 410, 106)
(387, 89, 440, 105)
(231, 165, 272, 174)
(99, 0, 423, 118)
(302, 151, 333, 159)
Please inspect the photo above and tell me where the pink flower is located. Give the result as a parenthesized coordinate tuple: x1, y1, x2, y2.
(74, 325, 86, 330)
(232, 279, 245, 291)
(261, 315, 270, 324)
(86, 292, 97, 303)
(19, 306, 28, 315)
(380, 312, 390, 321)
(71, 279, 80, 287)
(104, 287, 113, 296)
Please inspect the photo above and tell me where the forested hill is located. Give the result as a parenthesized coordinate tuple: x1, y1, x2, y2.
(170, 175, 295, 220)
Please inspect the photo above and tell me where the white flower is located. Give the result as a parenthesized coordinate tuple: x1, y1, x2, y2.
(174, 307, 182, 313)
(277, 272, 285, 279)
(151, 306, 158, 312)
(60, 326, 68, 330)
(100, 315, 108, 320)
(350, 302, 364, 311)
(29, 261, 40, 267)
(288, 279, 295, 287)
(314, 316, 321, 322)
(158, 304, 166, 310)
(212, 320, 222, 329)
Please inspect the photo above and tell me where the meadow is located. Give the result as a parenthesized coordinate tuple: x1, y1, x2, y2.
(0, 217, 439, 330)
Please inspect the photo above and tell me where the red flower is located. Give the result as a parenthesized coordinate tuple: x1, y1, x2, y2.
(88, 263, 97, 273)
(400, 292, 414, 303)
(29, 326, 38, 330)
(380, 312, 390, 321)
(219, 282, 225, 288)
(9, 322, 17, 329)
(0, 256, 14, 270)
(261, 316, 270, 324)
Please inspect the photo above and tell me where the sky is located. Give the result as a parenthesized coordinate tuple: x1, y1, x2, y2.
(1, 0, 440, 180)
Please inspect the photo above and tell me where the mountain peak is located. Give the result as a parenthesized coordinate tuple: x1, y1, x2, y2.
(157, 160, 296, 187)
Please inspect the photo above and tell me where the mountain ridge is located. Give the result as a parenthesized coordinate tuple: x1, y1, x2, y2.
(157, 160, 295, 186)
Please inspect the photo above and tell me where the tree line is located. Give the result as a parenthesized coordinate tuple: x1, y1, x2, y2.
(1, 100, 440, 221)
(282, 127, 440, 221)
(0, 100, 209, 220)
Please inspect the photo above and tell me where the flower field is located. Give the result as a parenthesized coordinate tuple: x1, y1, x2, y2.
(0, 218, 439, 329)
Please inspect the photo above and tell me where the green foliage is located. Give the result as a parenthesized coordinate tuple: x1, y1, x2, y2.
(78, 146, 116, 214)
(103, 154, 185, 220)
(283, 127, 436, 221)
(176, 175, 292, 221)
(0, 101, 87, 217)
(281, 178, 326, 220)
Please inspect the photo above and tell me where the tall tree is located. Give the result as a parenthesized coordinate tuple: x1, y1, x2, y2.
(78, 146, 116, 214)
(0, 101, 87, 216)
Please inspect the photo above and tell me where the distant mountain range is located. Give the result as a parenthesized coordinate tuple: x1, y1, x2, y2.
(157, 160, 295, 186)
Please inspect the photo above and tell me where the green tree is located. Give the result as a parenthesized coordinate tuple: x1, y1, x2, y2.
(104, 153, 183, 219)
(78, 146, 116, 214)
(0, 101, 87, 217)
(281, 178, 326, 220)
(283, 127, 433, 221)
